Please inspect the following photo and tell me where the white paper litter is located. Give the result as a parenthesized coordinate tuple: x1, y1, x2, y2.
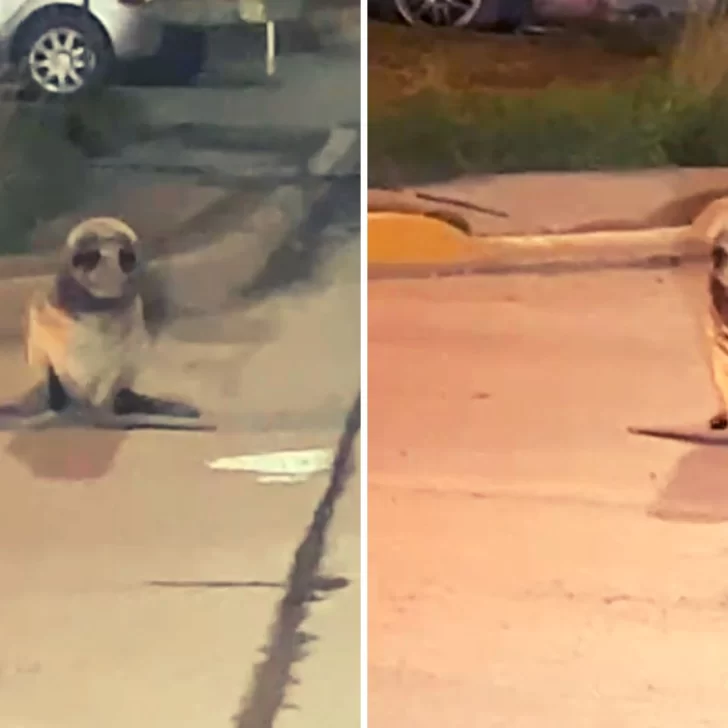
(256, 474, 310, 484)
(206, 448, 334, 480)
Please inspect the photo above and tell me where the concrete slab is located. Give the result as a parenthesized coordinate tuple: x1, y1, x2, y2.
(29, 177, 238, 254)
(0, 189, 360, 728)
(274, 437, 361, 728)
(369, 265, 728, 727)
(146, 224, 361, 420)
(115, 54, 360, 131)
(98, 140, 300, 180)
(0, 434, 334, 728)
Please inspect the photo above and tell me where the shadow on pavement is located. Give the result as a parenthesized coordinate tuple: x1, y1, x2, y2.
(146, 579, 286, 589)
(649, 446, 728, 523)
(117, 22, 326, 89)
(240, 175, 360, 303)
(116, 24, 210, 88)
(5, 427, 125, 481)
(233, 393, 360, 727)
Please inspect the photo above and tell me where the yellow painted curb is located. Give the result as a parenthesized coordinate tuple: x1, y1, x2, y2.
(368, 208, 698, 269)
(367, 211, 490, 266)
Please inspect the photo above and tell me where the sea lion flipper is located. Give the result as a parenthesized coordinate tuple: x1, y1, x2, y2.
(113, 389, 201, 419)
(627, 424, 728, 445)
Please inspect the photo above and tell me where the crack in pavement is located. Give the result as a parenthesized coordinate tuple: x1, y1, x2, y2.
(232, 391, 360, 728)
(489, 587, 728, 616)
(370, 483, 649, 514)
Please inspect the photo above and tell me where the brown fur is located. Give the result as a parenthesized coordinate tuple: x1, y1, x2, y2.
(689, 196, 728, 248)
(706, 232, 728, 429)
(0, 217, 209, 431)
(629, 201, 728, 443)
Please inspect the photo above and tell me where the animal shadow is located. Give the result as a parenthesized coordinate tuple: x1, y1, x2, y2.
(6, 427, 124, 481)
(649, 447, 728, 523)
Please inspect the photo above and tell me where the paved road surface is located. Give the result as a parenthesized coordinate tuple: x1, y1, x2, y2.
(115, 53, 360, 131)
(369, 262, 728, 727)
(0, 179, 360, 728)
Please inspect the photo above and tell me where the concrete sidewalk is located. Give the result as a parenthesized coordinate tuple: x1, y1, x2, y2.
(368, 168, 728, 275)
(375, 168, 728, 237)
(0, 123, 359, 346)
(117, 52, 360, 132)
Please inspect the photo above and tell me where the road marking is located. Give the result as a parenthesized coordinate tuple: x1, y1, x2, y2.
(307, 126, 358, 177)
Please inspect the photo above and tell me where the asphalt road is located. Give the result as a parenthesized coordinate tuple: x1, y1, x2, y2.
(369, 262, 728, 727)
(0, 176, 360, 728)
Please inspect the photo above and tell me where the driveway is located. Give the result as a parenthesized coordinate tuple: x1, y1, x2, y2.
(369, 262, 728, 727)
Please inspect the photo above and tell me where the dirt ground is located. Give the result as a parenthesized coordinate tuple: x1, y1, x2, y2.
(368, 20, 663, 109)
(368, 263, 728, 727)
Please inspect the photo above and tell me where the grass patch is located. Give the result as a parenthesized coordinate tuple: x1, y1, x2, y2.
(0, 89, 148, 255)
(368, 15, 728, 185)
(369, 19, 664, 107)
(63, 88, 149, 157)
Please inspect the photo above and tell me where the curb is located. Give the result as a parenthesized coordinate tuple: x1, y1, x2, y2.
(0, 126, 359, 339)
(368, 221, 708, 280)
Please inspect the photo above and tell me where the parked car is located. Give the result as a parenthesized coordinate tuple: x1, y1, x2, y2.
(369, 0, 519, 29)
(0, 0, 163, 96)
(368, 0, 594, 29)
(370, 0, 721, 28)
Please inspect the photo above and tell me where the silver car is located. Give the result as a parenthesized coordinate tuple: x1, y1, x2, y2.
(0, 0, 162, 95)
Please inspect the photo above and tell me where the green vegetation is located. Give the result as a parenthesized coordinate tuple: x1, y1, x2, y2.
(368, 14, 728, 186)
(0, 89, 148, 255)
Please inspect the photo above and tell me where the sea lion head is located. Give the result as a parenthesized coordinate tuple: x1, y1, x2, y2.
(61, 217, 141, 303)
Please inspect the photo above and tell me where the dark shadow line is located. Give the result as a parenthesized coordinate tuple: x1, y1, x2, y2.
(145, 580, 285, 590)
(241, 174, 360, 303)
(413, 190, 510, 218)
(232, 391, 360, 728)
(628, 427, 728, 446)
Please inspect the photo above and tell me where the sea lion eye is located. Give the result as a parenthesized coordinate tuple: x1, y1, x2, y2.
(713, 245, 727, 270)
(119, 248, 137, 273)
(71, 250, 101, 271)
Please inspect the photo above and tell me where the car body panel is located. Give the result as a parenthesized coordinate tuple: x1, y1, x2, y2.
(0, 0, 161, 65)
(611, 0, 717, 15)
(370, 0, 722, 28)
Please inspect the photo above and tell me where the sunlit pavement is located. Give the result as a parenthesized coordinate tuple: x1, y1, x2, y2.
(369, 263, 728, 727)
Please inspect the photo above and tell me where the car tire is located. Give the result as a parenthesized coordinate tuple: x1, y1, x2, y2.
(393, 0, 484, 26)
(14, 8, 112, 97)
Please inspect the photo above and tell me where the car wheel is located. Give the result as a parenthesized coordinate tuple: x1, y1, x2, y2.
(393, 0, 484, 26)
(14, 9, 111, 96)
